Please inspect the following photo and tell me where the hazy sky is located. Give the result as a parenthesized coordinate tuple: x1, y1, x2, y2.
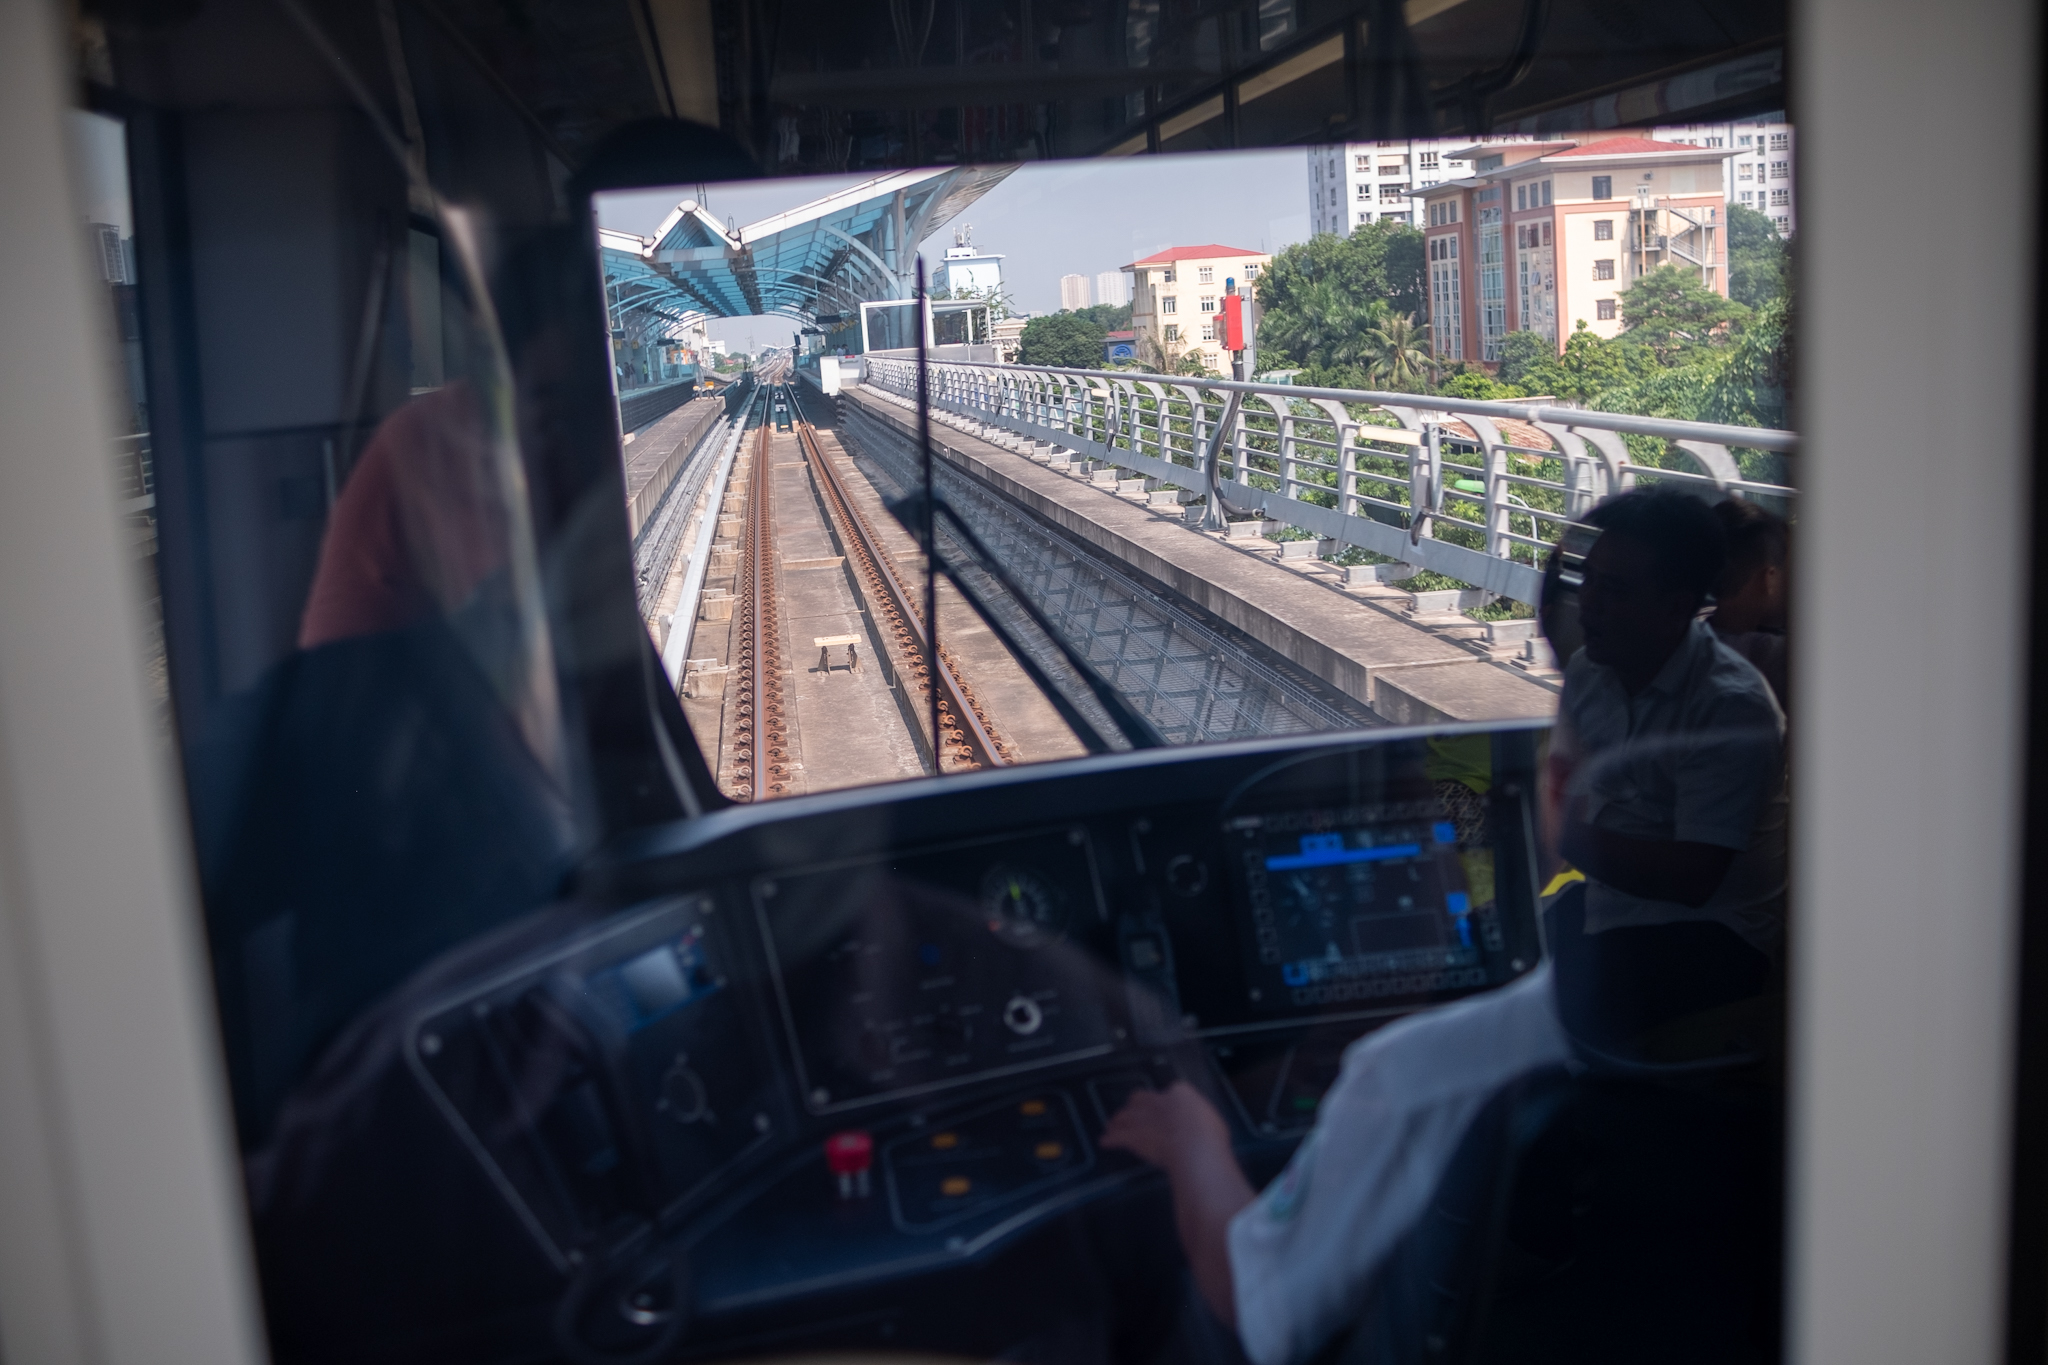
(596, 149, 1311, 349)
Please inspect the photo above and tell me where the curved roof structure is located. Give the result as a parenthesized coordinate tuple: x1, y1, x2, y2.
(598, 165, 1015, 330)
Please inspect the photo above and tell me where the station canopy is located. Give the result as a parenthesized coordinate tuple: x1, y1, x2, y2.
(597, 165, 1015, 328)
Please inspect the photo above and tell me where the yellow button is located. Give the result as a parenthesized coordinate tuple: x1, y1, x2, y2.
(1019, 1099, 1047, 1117)
(930, 1131, 959, 1150)
(1035, 1141, 1064, 1161)
(940, 1176, 971, 1197)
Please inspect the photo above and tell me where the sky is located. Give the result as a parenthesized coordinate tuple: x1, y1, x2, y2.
(595, 149, 1311, 351)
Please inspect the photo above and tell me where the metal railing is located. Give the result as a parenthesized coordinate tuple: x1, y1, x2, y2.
(860, 358, 1796, 604)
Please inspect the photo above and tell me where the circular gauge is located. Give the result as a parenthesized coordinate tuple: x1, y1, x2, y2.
(980, 865, 1066, 948)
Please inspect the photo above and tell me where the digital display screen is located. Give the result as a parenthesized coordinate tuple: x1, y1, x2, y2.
(1227, 801, 1502, 1013)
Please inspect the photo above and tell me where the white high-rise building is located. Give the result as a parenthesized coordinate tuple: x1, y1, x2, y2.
(1650, 116, 1797, 236)
(1059, 273, 1090, 310)
(1307, 136, 1541, 235)
(1093, 270, 1130, 307)
(1308, 121, 1794, 241)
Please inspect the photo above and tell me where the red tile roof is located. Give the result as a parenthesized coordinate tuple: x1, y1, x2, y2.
(1547, 136, 1713, 158)
(1124, 244, 1267, 265)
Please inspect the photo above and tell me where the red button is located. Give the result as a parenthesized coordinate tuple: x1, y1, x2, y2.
(825, 1130, 873, 1175)
(825, 1130, 874, 1200)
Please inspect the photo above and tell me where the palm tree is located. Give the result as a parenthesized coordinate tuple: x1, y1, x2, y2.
(1135, 328, 1218, 377)
(1263, 281, 1377, 372)
(1360, 311, 1433, 390)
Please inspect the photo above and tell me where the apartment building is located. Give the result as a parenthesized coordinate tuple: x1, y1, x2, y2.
(1310, 120, 1792, 240)
(1059, 273, 1090, 310)
(1654, 116, 1796, 235)
(1123, 244, 1271, 375)
(1306, 135, 1540, 234)
(1416, 136, 1731, 365)
(1094, 270, 1131, 307)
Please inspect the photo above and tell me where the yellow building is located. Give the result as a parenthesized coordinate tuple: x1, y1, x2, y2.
(1123, 244, 1271, 374)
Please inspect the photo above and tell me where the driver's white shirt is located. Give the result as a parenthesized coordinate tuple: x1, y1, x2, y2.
(1227, 963, 1571, 1365)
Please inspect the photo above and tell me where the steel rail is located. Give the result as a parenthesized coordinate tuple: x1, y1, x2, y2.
(730, 417, 793, 800)
(792, 405, 1007, 773)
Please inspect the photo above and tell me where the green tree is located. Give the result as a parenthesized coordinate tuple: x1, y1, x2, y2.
(1072, 301, 1133, 332)
(1017, 312, 1107, 368)
(1706, 292, 1793, 431)
(1437, 370, 1524, 401)
(1617, 264, 1749, 365)
(1377, 223, 1427, 318)
(1517, 320, 1650, 404)
(1360, 311, 1432, 390)
(1494, 330, 1553, 388)
(1255, 220, 1428, 369)
(1725, 204, 1790, 311)
(1260, 281, 1376, 373)
(1135, 329, 1214, 376)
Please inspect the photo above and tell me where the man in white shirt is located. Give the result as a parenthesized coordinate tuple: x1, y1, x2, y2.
(1104, 489, 1786, 1365)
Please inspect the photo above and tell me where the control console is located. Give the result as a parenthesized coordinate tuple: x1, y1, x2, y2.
(756, 825, 1120, 1115)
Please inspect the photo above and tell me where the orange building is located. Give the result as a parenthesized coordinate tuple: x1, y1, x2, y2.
(1416, 136, 1732, 365)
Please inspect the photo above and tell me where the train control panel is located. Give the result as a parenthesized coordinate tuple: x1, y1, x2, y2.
(342, 723, 1547, 1359)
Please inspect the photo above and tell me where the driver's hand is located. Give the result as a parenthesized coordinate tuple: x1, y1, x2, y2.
(1102, 1081, 1232, 1175)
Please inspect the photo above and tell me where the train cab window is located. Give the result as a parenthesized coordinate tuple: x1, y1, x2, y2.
(56, 0, 1800, 1362)
(599, 145, 1791, 804)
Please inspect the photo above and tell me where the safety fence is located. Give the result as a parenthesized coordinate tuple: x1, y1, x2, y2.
(861, 357, 1796, 604)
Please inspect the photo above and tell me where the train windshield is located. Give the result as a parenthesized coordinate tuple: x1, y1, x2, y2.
(598, 149, 1792, 800)
(67, 0, 1798, 1357)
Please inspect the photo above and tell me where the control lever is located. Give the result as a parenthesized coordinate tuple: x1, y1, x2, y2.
(825, 1130, 874, 1199)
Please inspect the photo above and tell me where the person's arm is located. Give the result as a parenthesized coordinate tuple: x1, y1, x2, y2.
(1101, 1081, 1254, 1326)
(1559, 818, 1735, 907)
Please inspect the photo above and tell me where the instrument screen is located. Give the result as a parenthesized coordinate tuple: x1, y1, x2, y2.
(756, 827, 1120, 1115)
(1228, 802, 1498, 1012)
(1161, 733, 1544, 1034)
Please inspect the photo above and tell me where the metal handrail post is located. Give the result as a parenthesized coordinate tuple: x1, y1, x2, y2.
(1200, 387, 1248, 531)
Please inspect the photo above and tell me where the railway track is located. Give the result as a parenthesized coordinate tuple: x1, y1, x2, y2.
(791, 406, 1009, 775)
(728, 416, 791, 800)
(717, 376, 1006, 802)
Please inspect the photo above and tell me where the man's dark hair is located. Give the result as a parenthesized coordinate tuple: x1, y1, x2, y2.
(1583, 487, 1727, 605)
(1712, 497, 1790, 596)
